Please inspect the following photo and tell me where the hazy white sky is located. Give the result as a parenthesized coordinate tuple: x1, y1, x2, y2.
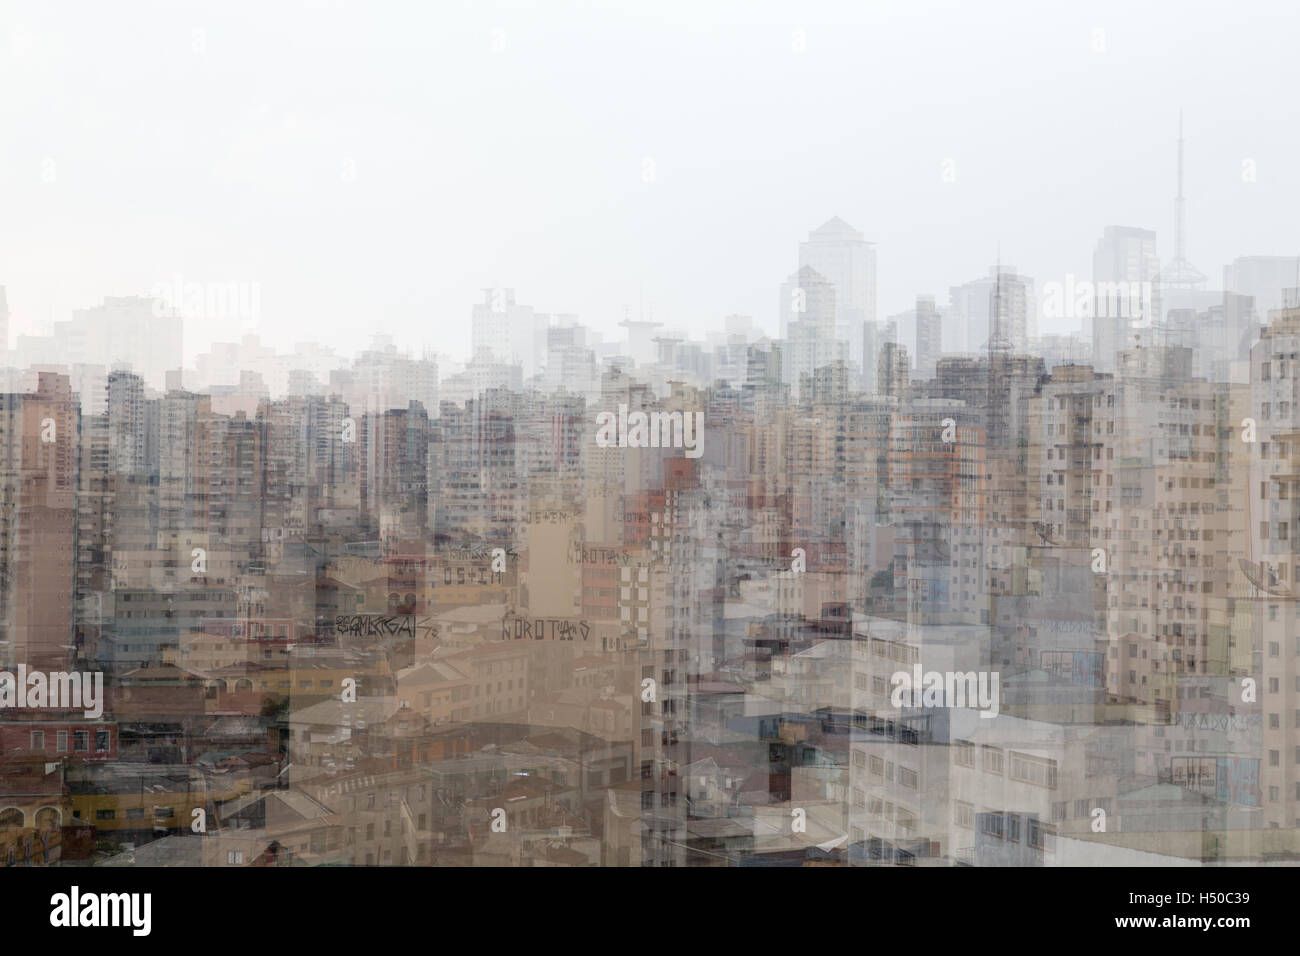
(2, 0, 1297, 364)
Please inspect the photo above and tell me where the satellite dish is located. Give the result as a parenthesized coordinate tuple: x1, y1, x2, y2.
(1240, 559, 1293, 597)
(816, 834, 848, 852)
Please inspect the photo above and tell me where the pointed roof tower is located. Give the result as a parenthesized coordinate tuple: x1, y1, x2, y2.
(1163, 111, 1207, 289)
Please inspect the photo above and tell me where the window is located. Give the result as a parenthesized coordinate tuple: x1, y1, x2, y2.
(1028, 820, 1044, 848)
(979, 813, 1005, 839)
(982, 746, 1004, 775)
(74, 731, 89, 752)
(955, 801, 974, 828)
(1009, 752, 1058, 788)
(954, 740, 975, 767)
(30, 731, 44, 750)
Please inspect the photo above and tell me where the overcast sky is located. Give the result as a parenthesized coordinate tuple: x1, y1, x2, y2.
(2, 0, 1297, 364)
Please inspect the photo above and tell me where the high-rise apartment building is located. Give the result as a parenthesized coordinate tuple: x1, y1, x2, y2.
(780, 266, 844, 401)
(798, 217, 877, 377)
(1092, 226, 1160, 373)
(0, 372, 80, 670)
(471, 289, 546, 381)
(950, 267, 1035, 356)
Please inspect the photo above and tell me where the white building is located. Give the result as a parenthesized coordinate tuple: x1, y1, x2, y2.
(471, 288, 547, 381)
(797, 217, 876, 381)
(948, 267, 1035, 356)
(1092, 226, 1161, 372)
(14, 296, 182, 391)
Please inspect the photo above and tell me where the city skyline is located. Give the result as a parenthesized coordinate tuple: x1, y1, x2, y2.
(4, 0, 1298, 366)
(8, 2, 1300, 918)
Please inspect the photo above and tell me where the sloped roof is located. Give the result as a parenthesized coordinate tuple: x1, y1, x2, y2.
(808, 216, 866, 241)
(219, 788, 335, 824)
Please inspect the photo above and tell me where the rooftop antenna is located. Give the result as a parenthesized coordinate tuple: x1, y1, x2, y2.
(994, 245, 1001, 347)
(989, 243, 1010, 352)
(1175, 111, 1187, 267)
(1165, 110, 1207, 289)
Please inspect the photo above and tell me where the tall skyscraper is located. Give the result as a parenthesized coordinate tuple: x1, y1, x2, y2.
(914, 295, 943, 381)
(107, 368, 148, 477)
(779, 266, 842, 400)
(950, 266, 1034, 355)
(0, 372, 79, 671)
(1224, 256, 1300, 319)
(888, 295, 945, 382)
(471, 288, 546, 380)
(798, 217, 877, 379)
(1092, 225, 1160, 373)
(877, 340, 909, 400)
